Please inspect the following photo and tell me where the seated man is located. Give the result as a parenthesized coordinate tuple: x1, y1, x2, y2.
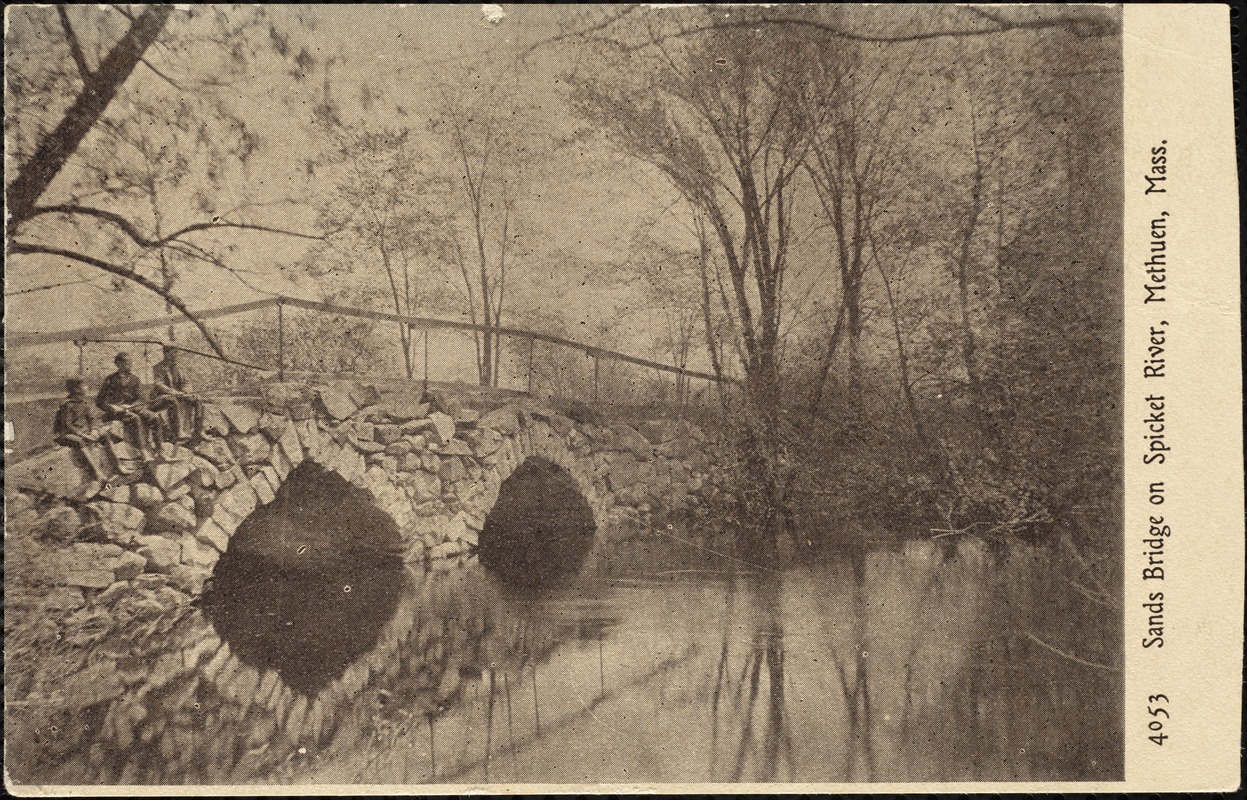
(54, 377, 106, 479)
(95, 352, 162, 453)
(149, 344, 202, 441)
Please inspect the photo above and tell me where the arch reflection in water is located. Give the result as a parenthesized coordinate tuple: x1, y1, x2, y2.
(200, 463, 407, 696)
(477, 457, 597, 589)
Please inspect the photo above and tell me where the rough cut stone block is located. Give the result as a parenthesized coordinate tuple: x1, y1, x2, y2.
(270, 446, 293, 482)
(99, 484, 132, 504)
(250, 472, 276, 506)
(194, 437, 237, 469)
(196, 519, 230, 553)
(229, 433, 270, 466)
(201, 404, 231, 436)
(373, 423, 402, 445)
(149, 501, 197, 535)
(180, 536, 219, 569)
(438, 440, 473, 457)
(258, 412, 290, 442)
(113, 550, 147, 581)
(315, 387, 358, 421)
(400, 419, 432, 436)
(427, 412, 455, 445)
(136, 535, 180, 572)
(478, 406, 521, 435)
(64, 570, 114, 590)
(219, 481, 257, 520)
(218, 401, 262, 435)
(87, 501, 146, 538)
(278, 424, 304, 468)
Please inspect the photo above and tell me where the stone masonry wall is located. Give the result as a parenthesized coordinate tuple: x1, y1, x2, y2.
(5, 380, 731, 613)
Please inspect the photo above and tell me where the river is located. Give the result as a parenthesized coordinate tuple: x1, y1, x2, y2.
(11, 510, 1123, 786)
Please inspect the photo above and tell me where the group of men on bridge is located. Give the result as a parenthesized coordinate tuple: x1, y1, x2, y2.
(54, 346, 202, 476)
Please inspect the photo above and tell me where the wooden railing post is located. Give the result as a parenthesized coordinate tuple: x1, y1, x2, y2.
(526, 336, 535, 394)
(276, 299, 285, 382)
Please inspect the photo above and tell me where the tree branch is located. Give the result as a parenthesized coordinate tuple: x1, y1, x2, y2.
(6, 4, 172, 227)
(56, 6, 94, 84)
(8, 241, 227, 357)
(30, 203, 325, 247)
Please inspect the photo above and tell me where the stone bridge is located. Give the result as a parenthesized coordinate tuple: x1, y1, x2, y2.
(6, 380, 728, 602)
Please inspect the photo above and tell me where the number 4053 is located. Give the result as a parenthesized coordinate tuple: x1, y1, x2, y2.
(1147, 694, 1169, 745)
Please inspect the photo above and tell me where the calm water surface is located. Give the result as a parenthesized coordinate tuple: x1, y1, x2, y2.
(20, 505, 1122, 785)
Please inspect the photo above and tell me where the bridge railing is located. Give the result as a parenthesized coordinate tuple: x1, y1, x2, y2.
(7, 296, 734, 414)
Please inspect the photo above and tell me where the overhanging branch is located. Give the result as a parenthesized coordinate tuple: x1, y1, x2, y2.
(8, 241, 227, 357)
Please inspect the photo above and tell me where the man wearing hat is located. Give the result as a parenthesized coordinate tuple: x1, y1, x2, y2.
(96, 352, 162, 453)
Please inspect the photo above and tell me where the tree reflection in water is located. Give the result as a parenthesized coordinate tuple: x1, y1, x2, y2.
(16, 532, 1119, 786)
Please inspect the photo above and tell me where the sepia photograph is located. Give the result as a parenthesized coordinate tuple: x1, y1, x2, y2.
(4, 3, 1131, 789)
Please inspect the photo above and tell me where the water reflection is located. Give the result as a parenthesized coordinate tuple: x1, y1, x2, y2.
(200, 464, 407, 695)
(477, 457, 597, 589)
(15, 531, 1121, 785)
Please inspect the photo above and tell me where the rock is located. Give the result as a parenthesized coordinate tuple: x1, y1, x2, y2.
(426, 412, 455, 446)
(429, 541, 460, 561)
(384, 441, 411, 457)
(33, 503, 84, 542)
(5, 447, 95, 501)
(195, 438, 237, 469)
(214, 469, 237, 490)
(400, 419, 432, 436)
(410, 472, 442, 503)
(348, 383, 382, 409)
(165, 482, 192, 500)
(438, 440, 473, 457)
(64, 570, 114, 590)
(168, 564, 209, 596)
(136, 535, 180, 572)
(606, 453, 641, 491)
(158, 443, 195, 462)
(99, 484, 132, 504)
(149, 502, 197, 535)
(250, 472, 276, 506)
(218, 401, 262, 434)
(353, 421, 376, 442)
(421, 453, 440, 473)
(87, 501, 146, 538)
(278, 424, 304, 468)
(438, 457, 466, 484)
(611, 424, 656, 461)
(353, 438, 386, 454)
(152, 461, 194, 491)
(180, 536, 219, 569)
(113, 550, 147, 581)
(478, 406, 521, 435)
(638, 420, 681, 445)
(315, 387, 358, 421)
(131, 483, 163, 508)
(374, 424, 403, 445)
(201, 404, 231, 436)
(229, 433, 270, 466)
(218, 481, 258, 521)
(546, 414, 574, 437)
(657, 437, 698, 460)
(257, 412, 291, 441)
(196, 519, 230, 553)
(453, 408, 481, 425)
(43, 586, 86, 611)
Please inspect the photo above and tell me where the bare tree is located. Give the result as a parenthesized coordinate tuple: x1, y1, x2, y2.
(5, 5, 323, 357)
(428, 65, 543, 388)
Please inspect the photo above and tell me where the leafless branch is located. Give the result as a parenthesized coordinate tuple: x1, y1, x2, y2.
(8, 241, 226, 357)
